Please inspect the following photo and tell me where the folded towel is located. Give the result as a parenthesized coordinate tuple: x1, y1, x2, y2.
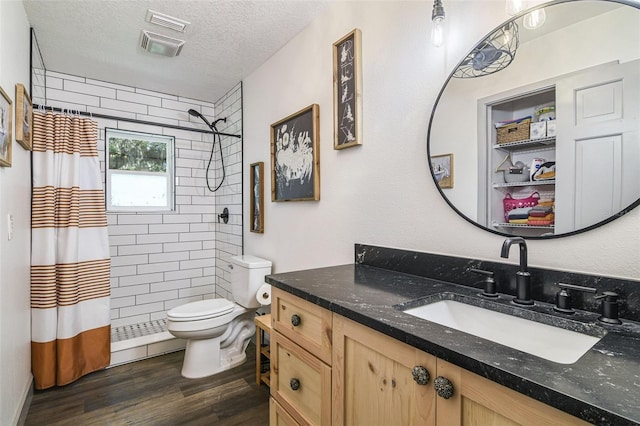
(529, 206, 553, 217)
(509, 218, 529, 224)
(508, 207, 532, 220)
(528, 219, 554, 226)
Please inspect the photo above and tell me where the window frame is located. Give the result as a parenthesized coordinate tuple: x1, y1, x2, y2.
(105, 127, 175, 212)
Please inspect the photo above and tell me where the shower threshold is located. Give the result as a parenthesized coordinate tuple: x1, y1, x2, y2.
(110, 319, 185, 366)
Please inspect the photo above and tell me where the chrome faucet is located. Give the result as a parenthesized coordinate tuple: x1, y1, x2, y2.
(500, 237, 534, 305)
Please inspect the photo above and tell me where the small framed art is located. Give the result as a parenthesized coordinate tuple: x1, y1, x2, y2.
(271, 104, 320, 202)
(333, 28, 362, 150)
(430, 153, 454, 189)
(0, 86, 13, 167)
(250, 161, 264, 233)
(15, 83, 32, 150)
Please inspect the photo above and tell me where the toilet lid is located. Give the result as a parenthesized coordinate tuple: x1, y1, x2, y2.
(167, 298, 235, 321)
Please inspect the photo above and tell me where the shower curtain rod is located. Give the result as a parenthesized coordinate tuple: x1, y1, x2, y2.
(32, 103, 242, 139)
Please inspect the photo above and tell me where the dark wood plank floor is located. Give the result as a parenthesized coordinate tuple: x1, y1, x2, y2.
(25, 344, 270, 425)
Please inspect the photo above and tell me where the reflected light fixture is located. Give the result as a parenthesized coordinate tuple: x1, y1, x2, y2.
(505, 0, 526, 16)
(453, 22, 519, 78)
(523, 7, 547, 29)
(431, 0, 446, 47)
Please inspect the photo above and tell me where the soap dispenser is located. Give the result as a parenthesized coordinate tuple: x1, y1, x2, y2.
(596, 291, 622, 325)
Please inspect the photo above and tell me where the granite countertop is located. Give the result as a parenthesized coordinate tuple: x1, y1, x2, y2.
(266, 263, 640, 425)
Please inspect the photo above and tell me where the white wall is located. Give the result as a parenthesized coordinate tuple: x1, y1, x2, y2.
(0, 1, 33, 424)
(243, 1, 640, 280)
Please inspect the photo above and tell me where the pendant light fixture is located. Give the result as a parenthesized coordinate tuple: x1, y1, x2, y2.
(505, 0, 526, 16)
(523, 7, 547, 29)
(431, 0, 445, 47)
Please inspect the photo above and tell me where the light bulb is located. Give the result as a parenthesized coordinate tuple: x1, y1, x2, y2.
(431, 16, 445, 47)
(505, 0, 526, 16)
(523, 8, 546, 29)
(503, 25, 513, 45)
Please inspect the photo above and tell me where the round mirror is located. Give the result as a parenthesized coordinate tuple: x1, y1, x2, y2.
(427, 0, 640, 239)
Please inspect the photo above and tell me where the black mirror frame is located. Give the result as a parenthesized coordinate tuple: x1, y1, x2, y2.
(426, 0, 640, 240)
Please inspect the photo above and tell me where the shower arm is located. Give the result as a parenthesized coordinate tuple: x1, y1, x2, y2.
(188, 109, 229, 136)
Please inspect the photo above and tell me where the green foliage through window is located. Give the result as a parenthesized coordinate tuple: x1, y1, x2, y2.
(108, 137, 167, 172)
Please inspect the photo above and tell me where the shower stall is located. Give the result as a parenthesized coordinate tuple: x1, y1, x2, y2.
(30, 30, 245, 366)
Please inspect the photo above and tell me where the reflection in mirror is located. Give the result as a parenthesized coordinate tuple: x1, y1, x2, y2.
(428, 0, 640, 239)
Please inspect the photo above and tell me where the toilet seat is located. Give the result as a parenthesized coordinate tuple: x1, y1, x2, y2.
(167, 299, 235, 322)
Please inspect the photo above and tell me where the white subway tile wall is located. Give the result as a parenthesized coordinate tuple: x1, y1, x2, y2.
(32, 72, 243, 330)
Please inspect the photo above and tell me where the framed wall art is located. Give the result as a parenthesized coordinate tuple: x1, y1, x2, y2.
(271, 104, 320, 202)
(0, 86, 13, 167)
(430, 153, 454, 189)
(15, 83, 32, 151)
(333, 28, 362, 150)
(250, 161, 264, 233)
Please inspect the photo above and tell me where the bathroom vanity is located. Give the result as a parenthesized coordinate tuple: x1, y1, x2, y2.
(266, 245, 640, 425)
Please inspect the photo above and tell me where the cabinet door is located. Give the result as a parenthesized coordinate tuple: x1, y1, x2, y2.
(435, 359, 589, 426)
(332, 315, 436, 426)
(555, 59, 640, 232)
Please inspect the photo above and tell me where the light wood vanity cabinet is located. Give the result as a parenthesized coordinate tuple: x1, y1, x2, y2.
(270, 289, 588, 426)
(332, 315, 436, 425)
(270, 288, 332, 426)
(435, 359, 589, 426)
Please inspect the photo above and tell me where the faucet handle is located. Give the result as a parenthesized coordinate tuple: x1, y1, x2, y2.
(553, 282, 597, 314)
(468, 268, 498, 298)
(595, 291, 622, 325)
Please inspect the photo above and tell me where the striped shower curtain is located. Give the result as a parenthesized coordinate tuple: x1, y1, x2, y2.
(30, 111, 111, 390)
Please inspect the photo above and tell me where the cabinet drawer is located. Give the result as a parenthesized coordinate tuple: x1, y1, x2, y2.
(272, 288, 332, 364)
(270, 397, 302, 426)
(271, 331, 331, 426)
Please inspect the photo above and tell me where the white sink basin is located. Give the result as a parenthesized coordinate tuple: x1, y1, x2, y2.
(403, 300, 603, 364)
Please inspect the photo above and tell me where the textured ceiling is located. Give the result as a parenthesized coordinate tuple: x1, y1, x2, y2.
(23, 0, 329, 103)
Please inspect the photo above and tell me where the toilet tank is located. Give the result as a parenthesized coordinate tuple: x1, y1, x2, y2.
(229, 255, 272, 308)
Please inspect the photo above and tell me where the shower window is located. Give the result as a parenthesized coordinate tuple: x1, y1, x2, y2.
(105, 128, 175, 211)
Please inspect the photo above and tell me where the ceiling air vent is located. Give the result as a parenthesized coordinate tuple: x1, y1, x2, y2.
(145, 9, 190, 33)
(140, 30, 185, 57)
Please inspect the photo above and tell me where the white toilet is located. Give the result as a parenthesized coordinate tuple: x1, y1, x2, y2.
(166, 255, 272, 379)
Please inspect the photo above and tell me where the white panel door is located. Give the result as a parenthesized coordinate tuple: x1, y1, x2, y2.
(555, 60, 640, 233)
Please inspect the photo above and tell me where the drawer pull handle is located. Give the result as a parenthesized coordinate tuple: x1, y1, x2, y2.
(434, 376, 454, 399)
(290, 378, 301, 391)
(291, 314, 301, 327)
(411, 365, 430, 386)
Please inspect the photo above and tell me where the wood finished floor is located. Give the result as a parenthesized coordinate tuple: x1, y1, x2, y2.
(25, 344, 270, 425)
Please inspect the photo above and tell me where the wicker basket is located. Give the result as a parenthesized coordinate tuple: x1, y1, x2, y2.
(496, 117, 531, 144)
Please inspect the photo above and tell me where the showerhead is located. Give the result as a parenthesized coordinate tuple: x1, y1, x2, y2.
(187, 108, 201, 118)
(187, 109, 226, 128)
